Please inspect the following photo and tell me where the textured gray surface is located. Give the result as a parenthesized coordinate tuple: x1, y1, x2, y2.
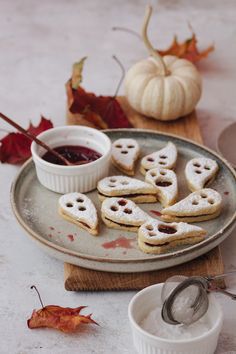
(0, 0, 236, 353)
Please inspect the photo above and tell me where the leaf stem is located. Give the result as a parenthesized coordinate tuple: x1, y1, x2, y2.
(142, 5, 168, 76)
(112, 55, 125, 97)
(31, 285, 44, 308)
(112, 26, 141, 39)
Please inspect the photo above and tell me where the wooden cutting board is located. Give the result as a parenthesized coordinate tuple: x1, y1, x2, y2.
(64, 97, 224, 291)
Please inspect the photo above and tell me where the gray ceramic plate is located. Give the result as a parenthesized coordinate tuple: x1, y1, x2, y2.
(217, 121, 236, 168)
(11, 129, 236, 273)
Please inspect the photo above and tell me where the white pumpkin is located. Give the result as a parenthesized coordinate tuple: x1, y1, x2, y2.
(125, 6, 202, 121)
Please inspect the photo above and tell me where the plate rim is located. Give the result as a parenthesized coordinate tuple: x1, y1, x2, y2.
(10, 128, 236, 265)
(216, 121, 236, 168)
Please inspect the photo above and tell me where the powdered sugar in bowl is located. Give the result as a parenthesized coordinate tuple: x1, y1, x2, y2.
(31, 126, 112, 193)
(128, 283, 223, 354)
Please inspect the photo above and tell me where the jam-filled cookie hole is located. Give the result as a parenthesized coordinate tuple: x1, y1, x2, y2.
(193, 162, 201, 168)
(158, 224, 177, 234)
(78, 206, 86, 211)
(146, 224, 154, 231)
(118, 199, 127, 206)
(124, 208, 132, 214)
(200, 193, 207, 198)
(207, 198, 215, 205)
(192, 199, 199, 205)
(155, 180, 172, 187)
(110, 178, 117, 183)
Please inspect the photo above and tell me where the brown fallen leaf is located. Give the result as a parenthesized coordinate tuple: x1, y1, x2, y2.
(28, 305, 98, 333)
(27, 286, 98, 333)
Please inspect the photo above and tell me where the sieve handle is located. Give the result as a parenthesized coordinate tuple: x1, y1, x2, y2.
(207, 270, 236, 280)
(213, 287, 236, 300)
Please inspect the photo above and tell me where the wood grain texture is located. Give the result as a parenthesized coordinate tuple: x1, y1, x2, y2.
(117, 97, 203, 144)
(64, 248, 224, 291)
(64, 96, 224, 291)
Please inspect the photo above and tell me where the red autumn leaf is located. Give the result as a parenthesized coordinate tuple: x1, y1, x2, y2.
(0, 116, 53, 164)
(157, 32, 214, 63)
(67, 82, 131, 129)
(27, 305, 98, 333)
(94, 95, 131, 129)
(66, 58, 131, 129)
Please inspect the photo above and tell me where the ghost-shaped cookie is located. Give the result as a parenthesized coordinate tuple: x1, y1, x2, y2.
(111, 138, 140, 175)
(138, 219, 206, 254)
(145, 168, 178, 207)
(101, 197, 149, 232)
(140, 142, 177, 175)
(59, 192, 98, 235)
(185, 157, 219, 192)
(161, 188, 222, 223)
(97, 175, 158, 203)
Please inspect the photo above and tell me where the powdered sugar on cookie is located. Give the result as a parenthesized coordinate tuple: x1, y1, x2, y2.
(101, 197, 149, 225)
(140, 141, 177, 174)
(162, 188, 222, 216)
(185, 157, 219, 191)
(145, 168, 178, 206)
(112, 138, 140, 175)
(98, 175, 156, 196)
(138, 218, 206, 254)
(139, 219, 206, 244)
(59, 192, 98, 229)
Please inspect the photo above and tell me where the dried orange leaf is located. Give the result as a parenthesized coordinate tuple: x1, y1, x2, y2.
(157, 32, 214, 63)
(27, 305, 98, 333)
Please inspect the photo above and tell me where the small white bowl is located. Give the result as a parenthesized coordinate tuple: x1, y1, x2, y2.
(128, 283, 223, 354)
(31, 125, 111, 194)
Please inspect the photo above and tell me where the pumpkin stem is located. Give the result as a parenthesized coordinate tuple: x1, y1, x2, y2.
(142, 5, 168, 76)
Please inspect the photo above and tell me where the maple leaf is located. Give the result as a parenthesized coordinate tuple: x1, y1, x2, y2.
(157, 32, 214, 63)
(27, 286, 98, 333)
(66, 58, 131, 129)
(28, 305, 98, 333)
(0, 116, 53, 164)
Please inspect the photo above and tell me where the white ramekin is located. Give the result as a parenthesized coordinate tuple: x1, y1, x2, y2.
(128, 283, 223, 354)
(31, 126, 111, 194)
